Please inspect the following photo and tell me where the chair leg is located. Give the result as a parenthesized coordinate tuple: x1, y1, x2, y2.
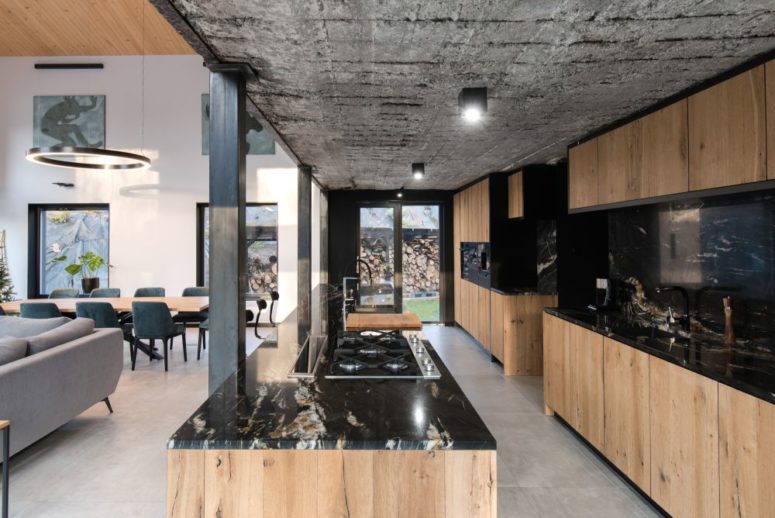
(163, 338, 169, 372)
(203, 330, 207, 351)
(150, 338, 155, 360)
(182, 332, 188, 362)
(197, 329, 203, 361)
(254, 306, 263, 338)
(103, 397, 113, 414)
(131, 338, 138, 370)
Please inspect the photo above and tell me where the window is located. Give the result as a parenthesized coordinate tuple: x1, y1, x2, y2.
(28, 204, 110, 297)
(197, 203, 278, 297)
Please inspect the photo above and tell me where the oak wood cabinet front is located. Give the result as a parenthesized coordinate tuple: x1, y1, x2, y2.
(568, 139, 598, 209)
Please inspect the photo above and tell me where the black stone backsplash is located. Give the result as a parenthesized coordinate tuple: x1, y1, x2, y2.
(537, 220, 557, 295)
(609, 189, 775, 340)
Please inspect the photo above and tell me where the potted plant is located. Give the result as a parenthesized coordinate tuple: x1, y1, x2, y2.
(54, 252, 111, 294)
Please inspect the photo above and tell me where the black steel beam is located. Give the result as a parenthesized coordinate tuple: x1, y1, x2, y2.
(298, 166, 313, 334)
(208, 65, 247, 394)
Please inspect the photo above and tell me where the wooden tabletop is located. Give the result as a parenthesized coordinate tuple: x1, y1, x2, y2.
(345, 311, 423, 331)
(0, 296, 209, 314)
(0, 420, 8, 430)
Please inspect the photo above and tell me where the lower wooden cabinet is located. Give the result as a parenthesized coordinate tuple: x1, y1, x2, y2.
(491, 292, 556, 375)
(650, 356, 720, 518)
(459, 280, 490, 351)
(568, 324, 604, 450)
(542, 314, 604, 449)
(718, 384, 775, 518)
(603, 338, 650, 492)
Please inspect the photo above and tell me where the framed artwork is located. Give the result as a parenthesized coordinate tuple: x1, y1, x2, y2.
(201, 94, 275, 155)
(33, 95, 105, 148)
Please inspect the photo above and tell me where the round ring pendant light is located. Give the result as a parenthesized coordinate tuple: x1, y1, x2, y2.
(25, 146, 151, 170)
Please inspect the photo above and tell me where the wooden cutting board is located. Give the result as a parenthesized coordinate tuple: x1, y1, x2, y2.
(345, 312, 422, 331)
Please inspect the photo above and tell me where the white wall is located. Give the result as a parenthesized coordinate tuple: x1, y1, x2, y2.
(0, 55, 299, 320)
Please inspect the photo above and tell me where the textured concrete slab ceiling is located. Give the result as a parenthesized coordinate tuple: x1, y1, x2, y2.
(168, 0, 775, 190)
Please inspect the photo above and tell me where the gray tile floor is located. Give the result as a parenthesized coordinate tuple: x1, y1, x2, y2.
(2, 325, 661, 517)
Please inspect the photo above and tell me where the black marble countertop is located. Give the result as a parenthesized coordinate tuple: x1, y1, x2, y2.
(490, 286, 556, 296)
(545, 307, 775, 404)
(168, 286, 496, 451)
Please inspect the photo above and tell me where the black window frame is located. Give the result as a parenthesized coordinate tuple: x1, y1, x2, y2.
(28, 203, 111, 299)
(196, 202, 279, 299)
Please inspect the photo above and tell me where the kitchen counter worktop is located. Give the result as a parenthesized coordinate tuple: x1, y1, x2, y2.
(546, 307, 775, 404)
(168, 285, 495, 451)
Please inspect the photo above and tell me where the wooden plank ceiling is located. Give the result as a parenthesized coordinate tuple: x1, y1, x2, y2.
(0, 0, 193, 56)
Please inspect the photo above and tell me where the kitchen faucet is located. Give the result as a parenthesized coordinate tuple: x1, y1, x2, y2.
(344, 257, 374, 286)
(655, 285, 691, 332)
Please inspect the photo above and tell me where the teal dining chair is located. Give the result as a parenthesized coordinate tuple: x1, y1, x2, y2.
(49, 288, 78, 298)
(76, 301, 136, 367)
(90, 288, 121, 298)
(20, 303, 62, 319)
(133, 287, 165, 297)
(131, 301, 186, 371)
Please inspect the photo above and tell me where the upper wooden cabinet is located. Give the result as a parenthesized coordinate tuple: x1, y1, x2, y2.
(598, 101, 689, 204)
(718, 384, 775, 518)
(507, 171, 524, 218)
(767, 61, 775, 180)
(456, 179, 489, 242)
(568, 139, 598, 209)
(650, 356, 720, 518)
(689, 66, 766, 191)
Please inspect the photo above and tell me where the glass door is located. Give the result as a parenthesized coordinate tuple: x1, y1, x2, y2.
(401, 205, 441, 322)
(358, 206, 398, 308)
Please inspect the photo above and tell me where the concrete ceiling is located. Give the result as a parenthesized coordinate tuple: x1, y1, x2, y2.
(164, 0, 775, 190)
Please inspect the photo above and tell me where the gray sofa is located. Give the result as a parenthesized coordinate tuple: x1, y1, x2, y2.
(0, 316, 123, 456)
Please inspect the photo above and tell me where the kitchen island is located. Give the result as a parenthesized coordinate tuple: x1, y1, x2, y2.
(167, 286, 496, 518)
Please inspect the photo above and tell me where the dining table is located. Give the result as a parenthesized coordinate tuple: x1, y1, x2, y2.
(0, 296, 209, 361)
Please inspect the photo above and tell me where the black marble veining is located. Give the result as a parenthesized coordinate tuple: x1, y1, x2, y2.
(169, 285, 496, 450)
(546, 307, 775, 404)
(536, 219, 558, 295)
(609, 189, 775, 339)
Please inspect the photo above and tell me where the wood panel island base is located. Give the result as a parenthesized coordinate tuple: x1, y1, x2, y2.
(167, 287, 496, 518)
(168, 449, 495, 517)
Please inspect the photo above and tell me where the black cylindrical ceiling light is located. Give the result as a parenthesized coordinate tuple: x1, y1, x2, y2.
(412, 162, 425, 180)
(458, 87, 487, 122)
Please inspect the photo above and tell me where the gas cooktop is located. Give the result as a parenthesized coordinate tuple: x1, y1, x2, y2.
(325, 330, 441, 380)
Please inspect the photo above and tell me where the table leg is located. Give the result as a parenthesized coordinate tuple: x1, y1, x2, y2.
(2, 425, 8, 518)
(133, 339, 163, 361)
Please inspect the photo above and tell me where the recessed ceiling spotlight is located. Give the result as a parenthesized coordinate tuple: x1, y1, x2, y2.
(397, 189, 404, 198)
(412, 162, 425, 180)
(458, 87, 487, 122)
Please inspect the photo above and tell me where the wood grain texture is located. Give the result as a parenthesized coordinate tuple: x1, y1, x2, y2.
(650, 356, 719, 518)
(458, 179, 489, 242)
(1, 296, 208, 314)
(489, 291, 505, 362)
(0, 0, 194, 56)
(475, 284, 491, 350)
(167, 450, 204, 518)
(453, 192, 462, 324)
(506, 295, 556, 376)
(597, 102, 689, 204)
(542, 313, 571, 417)
(603, 338, 650, 492)
(318, 451, 374, 518)
(689, 66, 766, 191)
(569, 323, 604, 450)
(767, 61, 775, 180)
(345, 312, 423, 331)
(262, 450, 318, 518)
(445, 450, 497, 518)
(0, 420, 8, 430)
(204, 450, 263, 518)
(718, 385, 775, 518)
(568, 139, 598, 209)
(374, 451, 445, 518)
(507, 171, 524, 219)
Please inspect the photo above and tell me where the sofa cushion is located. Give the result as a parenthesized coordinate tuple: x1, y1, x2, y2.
(0, 338, 27, 366)
(26, 318, 95, 355)
(0, 315, 70, 338)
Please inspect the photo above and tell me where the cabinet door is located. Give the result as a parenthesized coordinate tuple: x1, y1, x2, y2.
(597, 123, 635, 204)
(507, 171, 524, 218)
(568, 139, 598, 209)
(689, 66, 766, 191)
(489, 292, 504, 361)
(718, 384, 775, 518)
(603, 338, 650, 492)
(453, 193, 462, 324)
(569, 324, 604, 450)
(542, 314, 571, 417)
(475, 285, 491, 349)
(767, 61, 775, 180)
(650, 357, 719, 518)
(640, 101, 689, 197)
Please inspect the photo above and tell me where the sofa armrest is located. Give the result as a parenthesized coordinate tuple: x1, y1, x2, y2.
(0, 328, 123, 455)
